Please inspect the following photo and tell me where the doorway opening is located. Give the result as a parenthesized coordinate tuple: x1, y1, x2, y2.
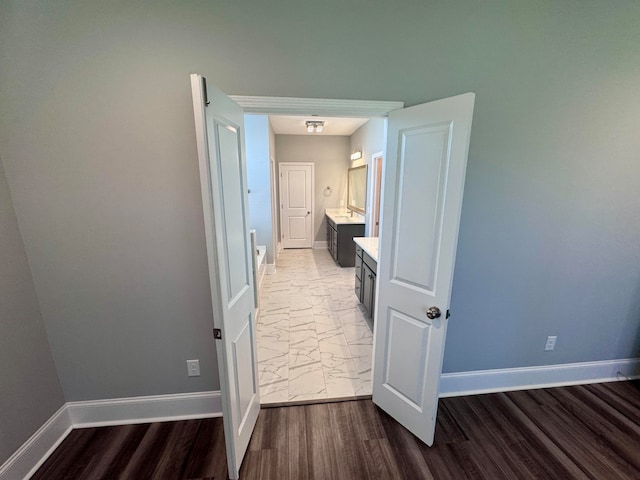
(245, 113, 386, 405)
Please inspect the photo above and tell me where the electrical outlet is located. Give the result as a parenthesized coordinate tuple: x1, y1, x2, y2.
(544, 336, 557, 351)
(187, 359, 200, 377)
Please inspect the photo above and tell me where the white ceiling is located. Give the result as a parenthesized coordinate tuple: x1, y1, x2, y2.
(269, 115, 369, 136)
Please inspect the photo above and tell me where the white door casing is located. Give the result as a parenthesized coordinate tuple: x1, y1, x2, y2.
(279, 163, 314, 248)
(270, 158, 279, 263)
(370, 152, 384, 237)
(190, 74, 260, 480)
(372, 93, 475, 445)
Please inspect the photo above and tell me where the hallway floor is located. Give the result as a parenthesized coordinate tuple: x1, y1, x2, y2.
(257, 248, 373, 404)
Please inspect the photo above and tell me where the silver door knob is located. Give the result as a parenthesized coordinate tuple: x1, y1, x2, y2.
(426, 306, 441, 319)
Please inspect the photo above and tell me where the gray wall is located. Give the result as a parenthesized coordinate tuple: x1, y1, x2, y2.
(0, 0, 638, 405)
(245, 115, 275, 264)
(0, 160, 65, 464)
(275, 135, 351, 242)
(0, 1, 221, 401)
(349, 119, 386, 236)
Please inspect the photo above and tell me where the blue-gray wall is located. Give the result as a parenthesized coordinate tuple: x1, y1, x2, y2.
(245, 115, 275, 264)
(0, 159, 65, 465)
(0, 0, 638, 404)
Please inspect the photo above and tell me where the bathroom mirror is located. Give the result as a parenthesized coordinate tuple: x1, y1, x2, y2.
(347, 165, 367, 214)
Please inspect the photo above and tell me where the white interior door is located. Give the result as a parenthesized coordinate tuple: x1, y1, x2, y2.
(372, 93, 475, 445)
(279, 162, 314, 248)
(190, 74, 260, 480)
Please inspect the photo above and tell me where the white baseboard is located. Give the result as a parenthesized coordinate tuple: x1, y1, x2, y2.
(68, 390, 223, 428)
(0, 406, 72, 480)
(0, 391, 222, 479)
(439, 357, 640, 398)
(313, 241, 328, 249)
(266, 263, 276, 274)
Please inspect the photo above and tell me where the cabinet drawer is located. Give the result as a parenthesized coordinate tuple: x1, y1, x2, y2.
(363, 252, 377, 275)
(355, 245, 363, 257)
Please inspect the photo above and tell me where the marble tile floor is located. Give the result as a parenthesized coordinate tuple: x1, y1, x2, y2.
(257, 248, 374, 404)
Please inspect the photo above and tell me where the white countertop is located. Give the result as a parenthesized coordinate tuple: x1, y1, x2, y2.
(325, 208, 365, 225)
(353, 237, 379, 262)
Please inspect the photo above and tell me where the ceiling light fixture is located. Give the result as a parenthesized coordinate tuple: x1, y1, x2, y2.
(305, 120, 325, 133)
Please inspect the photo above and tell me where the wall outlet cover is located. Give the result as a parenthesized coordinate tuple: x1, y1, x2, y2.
(187, 359, 200, 377)
(545, 336, 557, 351)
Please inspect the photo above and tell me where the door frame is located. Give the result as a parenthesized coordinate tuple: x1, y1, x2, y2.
(270, 156, 279, 267)
(278, 161, 315, 249)
(231, 95, 404, 117)
(368, 151, 384, 237)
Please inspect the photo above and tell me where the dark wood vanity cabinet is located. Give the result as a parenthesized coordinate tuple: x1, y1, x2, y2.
(326, 215, 364, 267)
(355, 244, 376, 319)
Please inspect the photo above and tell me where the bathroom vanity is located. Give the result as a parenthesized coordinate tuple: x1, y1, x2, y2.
(353, 237, 378, 319)
(325, 209, 365, 267)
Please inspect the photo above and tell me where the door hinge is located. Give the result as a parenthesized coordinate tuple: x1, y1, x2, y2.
(446, 309, 451, 319)
(213, 328, 222, 339)
(202, 77, 211, 106)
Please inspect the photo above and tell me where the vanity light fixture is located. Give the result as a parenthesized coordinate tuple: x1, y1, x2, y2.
(350, 150, 362, 161)
(305, 120, 324, 133)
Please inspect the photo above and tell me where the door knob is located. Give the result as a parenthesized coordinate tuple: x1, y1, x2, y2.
(426, 306, 441, 319)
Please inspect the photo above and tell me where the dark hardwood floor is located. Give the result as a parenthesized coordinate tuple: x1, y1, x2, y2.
(32, 381, 640, 479)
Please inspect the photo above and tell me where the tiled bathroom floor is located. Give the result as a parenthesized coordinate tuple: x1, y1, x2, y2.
(257, 248, 373, 404)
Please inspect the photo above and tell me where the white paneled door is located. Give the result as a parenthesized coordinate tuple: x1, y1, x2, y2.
(279, 163, 314, 248)
(190, 74, 260, 480)
(372, 93, 475, 445)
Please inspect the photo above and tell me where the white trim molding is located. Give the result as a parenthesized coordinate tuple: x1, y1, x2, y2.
(0, 391, 223, 480)
(313, 241, 328, 249)
(439, 357, 640, 398)
(0, 406, 72, 480)
(230, 95, 404, 118)
(68, 391, 223, 428)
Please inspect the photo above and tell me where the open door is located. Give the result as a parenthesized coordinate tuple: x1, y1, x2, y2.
(372, 93, 475, 445)
(190, 74, 260, 479)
